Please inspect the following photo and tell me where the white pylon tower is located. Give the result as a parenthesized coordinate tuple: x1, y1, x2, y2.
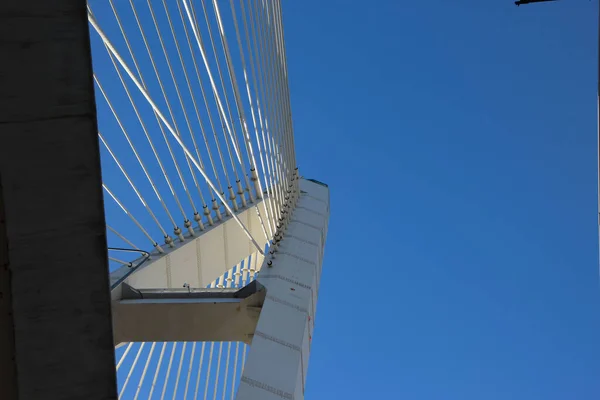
(236, 178, 328, 400)
(87, 0, 330, 398)
(110, 177, 328, 399)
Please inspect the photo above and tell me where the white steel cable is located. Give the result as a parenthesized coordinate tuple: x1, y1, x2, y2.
(242, 0, 284, 231)
(184, 2, 243, 200)
(273, 0, 296, 159)
(187, 0, 248, 219)
(103, 183, 163, 251)
(266, 2, 294, 186)
(174, 0, 232, 193)
(181, 0, 244, 168)
(163, 0, 224, 198)
(212, 344, 224, 400)
(268, 1, 296, 180)
(203, 345, 216, 400)
(98, 131, 170, 240)
(107, 225, 140, 251)
(273, 0, 298, 169)
(263, 0, 293, 184)
(221, 343, 232, 398)
(175, 0, 247, 224)
(98, 34, 192, 233)
(197, 0, 245, 170)
(230, 343, 241, 399)
(202, 327, 216, 396)
(165, 2, 242, 219)
(235, 0, 278, 191)
(193, 342, 207, 400)
(158, 0, 234, 213)
(102, 2, 194, 229)
(119, 342, 146, 398)
(113, 0, 200, 232)
(263, 0, 295, 220)
(160, 343, 178, 400)
(172, 341, 187, 400)
(128, 0, 199, 220)
(210, 0, 257, 177)
(183, 342, 197, 400)
(91, 8, 255, 239)
(94, 49, 178, 233)
(258, 0, 290, 189)
(149, 343, 168, 400)
(248, 0, 286, 218)
(117, 342, 134, 371)
(201, 0, 267, 219)
(105, 0, 143, 82)
(242, 0, 281, 219)
(96, 81, 186, 238)
(89, 12, 265, 254)
(134, 342, 157, 400)
(241, 344, 248, 377)
(145, 0, 209, 218)
(231, 0, 278, 236)
(210, 0, 271, 242)
(96, 3, 197, 235)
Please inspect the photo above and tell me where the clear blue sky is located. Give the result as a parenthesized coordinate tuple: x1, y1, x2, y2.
(91, 0, 600, 398)
(282, 1, 600, 399)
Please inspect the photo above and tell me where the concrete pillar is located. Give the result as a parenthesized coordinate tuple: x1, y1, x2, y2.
(0, 2, 118, 399)
(236, 179, 329, 400)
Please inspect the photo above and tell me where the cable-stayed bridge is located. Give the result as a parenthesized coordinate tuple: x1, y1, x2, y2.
(0, 1, 328, 399)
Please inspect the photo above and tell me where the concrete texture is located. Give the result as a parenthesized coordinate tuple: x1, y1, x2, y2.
(0, 2, 118, 399)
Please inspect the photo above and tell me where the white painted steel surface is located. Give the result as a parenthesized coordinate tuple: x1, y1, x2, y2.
(237, 179, 329, 400)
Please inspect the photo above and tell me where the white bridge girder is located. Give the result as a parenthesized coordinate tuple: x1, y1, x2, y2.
(110, 179, 329, 399)
(112, 282, 266, 345)
(110, 199, 268, 299)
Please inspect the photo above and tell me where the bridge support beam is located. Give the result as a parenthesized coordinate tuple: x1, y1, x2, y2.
(236, 179, 329, 400)
(0, 2, 118, 399)
(112, 283, 266, 345)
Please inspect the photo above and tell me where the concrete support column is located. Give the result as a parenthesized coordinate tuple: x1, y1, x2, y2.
(236, 179, 329, 400)
(0, 2, 118, 399)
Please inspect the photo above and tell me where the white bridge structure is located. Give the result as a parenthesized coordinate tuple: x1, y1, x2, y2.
(86, 0, 329, 398)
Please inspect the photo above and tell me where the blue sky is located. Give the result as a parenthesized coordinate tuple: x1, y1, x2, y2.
(283, 1, 600, 399)
(90, 0, 600, 398)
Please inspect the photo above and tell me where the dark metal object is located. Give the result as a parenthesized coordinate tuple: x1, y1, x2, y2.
(515, 0, 558, 6)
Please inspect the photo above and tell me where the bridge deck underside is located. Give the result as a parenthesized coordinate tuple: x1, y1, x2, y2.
(113, 283, 265, 345)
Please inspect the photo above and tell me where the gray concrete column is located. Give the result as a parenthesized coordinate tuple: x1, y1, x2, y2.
(0, 2, 118, 399)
